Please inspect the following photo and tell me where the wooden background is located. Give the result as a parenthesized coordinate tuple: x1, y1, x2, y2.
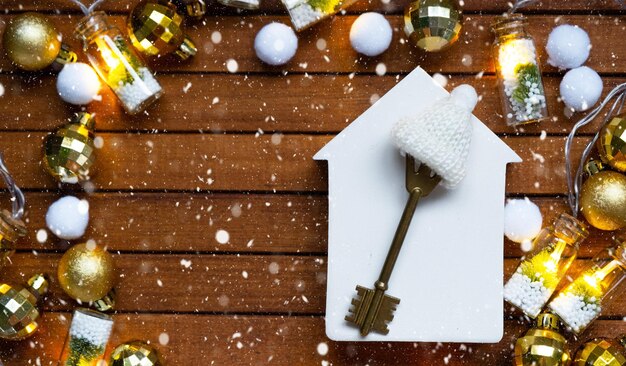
(0, 0, 625, 364)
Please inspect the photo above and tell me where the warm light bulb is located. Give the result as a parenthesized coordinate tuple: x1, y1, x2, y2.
(498, 39, 536, 80)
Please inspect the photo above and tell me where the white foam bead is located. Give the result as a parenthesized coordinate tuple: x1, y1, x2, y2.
(254, 22, 298, 66)
(349, 12, 393, 57)
(546, 24, 591, 69)
(503, 198, 542, 244)
(56, 62, 101, 105)
(46, 196, 90, 240)
(560, 66, 603, 112)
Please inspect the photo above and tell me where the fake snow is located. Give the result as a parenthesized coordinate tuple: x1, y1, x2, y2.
(211, 31, 222, 44)
(0, 83, 4, 97)
(503, 272, 551, 318)
(549, 292, 600, 333)
(94, 136, 104, 149)
(226, 59, 239, 73)
(316, 38, 327, 51)
(216, 229, 230, 244)
(180, 259, 192, 268)
(268, 262, 280, 274)
(69, 310, 113, 349)
(375, 63, 387, 76)
(36, 229, 48, 243)
(317, 342, 329, 356)
(159, 332, 170, 346)
(432, 73, 448, 88)
(114, 68, 162, 114)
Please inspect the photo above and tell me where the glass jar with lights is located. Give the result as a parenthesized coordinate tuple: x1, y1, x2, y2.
(503, 213, 588, 318)
(549, 238, 626, 334)
(491, 13, 548, 126)
(75, 12, 163, 115)
(281, 0, 359, 31)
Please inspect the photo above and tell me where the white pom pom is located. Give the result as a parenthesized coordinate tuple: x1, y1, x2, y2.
(560, 66, 603, 112)
(56, 63, 101, 105)
(349, 12, 393, 57)
(46, 196, 90, 240)
(504, 198, 542, 244)
(254, 23, 298, 66)
(449, 84, 478, 112)
(546, 24, 591, 70)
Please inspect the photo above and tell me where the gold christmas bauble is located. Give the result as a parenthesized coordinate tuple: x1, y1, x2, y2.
(110, 341, 162, 366)
(128, 0, 197, 60)
(574, 337, 626, 365)
(598, 114, 626, 173)
(2, 13, 62, 71)
(43, 112, 96, 184)
(514, 313, 571, 366)
(0, 274, 48, 340)
(404, 0, 462, 52)
(58, 243, 116, 303)
(580, 170, 626, 231)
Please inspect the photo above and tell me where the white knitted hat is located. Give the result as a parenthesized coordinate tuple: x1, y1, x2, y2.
(391, 84, 477, 188)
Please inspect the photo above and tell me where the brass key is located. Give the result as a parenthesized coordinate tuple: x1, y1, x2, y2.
(345, 156, 442, 336)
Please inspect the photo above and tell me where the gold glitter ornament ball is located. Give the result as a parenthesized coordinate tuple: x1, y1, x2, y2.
(598, 114, 626, 173)
(2, 13, 62, 71)
(43, 112, 96, 184)
(58, 243, 116, 303)
(574, 337, 626, 365)
(110, 341, 162, 366)
(514, 313, 571, 366)
(580, 170, 626, 231)
(128, 0, 197, 60)
(404, 0, 462, 52)
(0, 274, 48, 340)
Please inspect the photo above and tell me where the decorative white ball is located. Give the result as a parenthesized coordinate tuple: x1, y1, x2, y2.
(560, 66, 603, 112)
(546, 24, 591, 69)
(254, 22, 298, 66)
(46, 196, 90, 240)
(504, 198, 542, 245)
(349, 12, 393, 57)
(56, 62, 101, 105)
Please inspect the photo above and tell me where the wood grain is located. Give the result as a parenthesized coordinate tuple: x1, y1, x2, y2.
(0, 73, 619, 135)
(3, 314, 626, 366)
(1, 15, 625, 74)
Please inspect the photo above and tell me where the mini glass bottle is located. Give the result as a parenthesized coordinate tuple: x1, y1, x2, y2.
(549, 239, 626, 334)
(75, 12, 163, 115)
(0, 153, 27, 269)
(504, 213, 588, 318)
(282, 0, 359, 31)
(492, 14, 548, 126)
(60, 309, 114, 366)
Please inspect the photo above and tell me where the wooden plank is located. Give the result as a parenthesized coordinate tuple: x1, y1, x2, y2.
(18, 192, 327, 253)
(0, 132, 588, 194)
(1, 15, 625, 74)
(0, 73, 618, 135)
(10, 194, 615, 258)
(5, 253, 626, 316)
(4, 253, 327, 313)
(0, 0, 623, 14)
(3, 314, 626, 366)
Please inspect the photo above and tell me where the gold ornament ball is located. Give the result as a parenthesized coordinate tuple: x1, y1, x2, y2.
(404, 0, 462, 52)
(110, 341, 162, 366)
(580, 170, 626, 231)
(43, 112, 96, 184)
(574, 337, 626, 365)
(514, 313, 571, 366)
(128, 0, 197, 60)
(58, 243, 116, 303)
(598, 113, 626, 173)
(0, 274, 48, 340)
(2, 13, 62, 71)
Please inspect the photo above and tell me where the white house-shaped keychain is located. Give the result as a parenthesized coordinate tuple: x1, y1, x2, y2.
(314, 67, 522, 343)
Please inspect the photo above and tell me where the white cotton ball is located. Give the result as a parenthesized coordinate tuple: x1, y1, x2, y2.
(46, 196, 90, 240)
(349, 12, 393, 57)
(546, 24, 591, 69)
(560, 66, 603, 112)
(254, 22, 298, 66)
(504, 198, 542, 244)
(56, 62, 101, 105)
(449, 84, 478, 112)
